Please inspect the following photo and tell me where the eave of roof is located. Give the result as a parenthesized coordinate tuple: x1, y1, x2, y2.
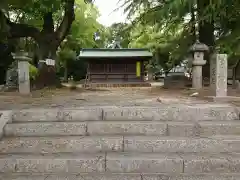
(78, 48, 153, 58)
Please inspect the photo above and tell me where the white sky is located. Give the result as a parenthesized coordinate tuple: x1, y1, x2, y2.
(94, 0, 127, 27)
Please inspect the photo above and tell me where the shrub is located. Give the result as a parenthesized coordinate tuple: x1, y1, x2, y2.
(29, 63, 39, 81)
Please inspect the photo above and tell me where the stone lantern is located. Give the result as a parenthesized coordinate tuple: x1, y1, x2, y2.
(189, 40, 209, 89)
(12, 50, 31, 95)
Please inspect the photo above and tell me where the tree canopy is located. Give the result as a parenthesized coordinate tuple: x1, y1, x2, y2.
(0, 0, 100, 84)
(116, 0, 240, 74)
(1, 0, 240, 84)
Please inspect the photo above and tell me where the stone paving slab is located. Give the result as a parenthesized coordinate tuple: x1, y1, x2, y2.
(11, 108, 103, 122)
(2, 173, 240, 180)
(2, 136, 240, 154)
(1, 153, 240, 174)
(144, 174, 240, 180)
(123, 136, 240, 153)
(87, 121, 167, 136)
(106, 153, 183, 173)
(103, 105, 239, 121)
(87, 121, 240, 137)
(4, 122, 87, 137)
(9, 105, 239, 122)
(0, 173, 142, 180)
(0, 136, 123, 154)
(2, 135, 240, 154)
(6, 121, 240, 137)
(181, 153, 240, 173)
(0, 154, 105, 173)
(197, 121, 240, 136)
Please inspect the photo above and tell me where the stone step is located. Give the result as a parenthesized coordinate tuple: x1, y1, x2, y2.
(4, 122, 87, 137)
(0, 154, 105, 173)
(124, 136, 240, 153)
(85, 121, 240, 137)
(4, 121, 167, 137)
(0, 153, 240, 173)
(168, 121, 240, 137)
(1, 136, 240, 153)
(5, 121, 240, 137)
(107, 153, 240, 173)
(0, 136, 123, 154)
(2, 173, 240, 180)
(10, 105, 239, 122)
(85, 82, 152, 88)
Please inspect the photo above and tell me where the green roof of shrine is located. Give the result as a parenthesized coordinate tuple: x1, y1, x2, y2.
(78, 48, 153, 59)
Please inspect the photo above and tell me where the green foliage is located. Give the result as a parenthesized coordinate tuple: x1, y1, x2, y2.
(57, 0, 102, 81)
(128, 22, 190, 73)
(121, 0, 240, 72)
(1, 0, 101, 83)
(105, 23, 131, 48)
(70, 0, 105, 48)
(29, 63, 38, 80)
(58, 47, 76, 62)
(119, 0, 196, 73)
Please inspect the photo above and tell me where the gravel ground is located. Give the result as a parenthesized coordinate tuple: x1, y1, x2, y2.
(0, 86, 213, 110)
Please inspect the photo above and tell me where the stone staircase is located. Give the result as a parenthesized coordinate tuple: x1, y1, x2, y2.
(1, 104, 240, 179)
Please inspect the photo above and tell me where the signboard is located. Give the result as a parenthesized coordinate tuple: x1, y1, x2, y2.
(46, 59, 55, 66)
(136, 61, 141, 77)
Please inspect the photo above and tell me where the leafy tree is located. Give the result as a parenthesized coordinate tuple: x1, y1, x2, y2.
(1, 0, 93, 60)
(129, 22, 190, 74)
(105, 23, 131, 48)
(57, 0, 103, 81)
(121, 0, 240, 77)
(0, 0, 96, 87)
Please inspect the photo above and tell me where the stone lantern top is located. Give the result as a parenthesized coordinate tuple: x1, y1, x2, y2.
(189, 40, 209, 53)
(12, 50, 31, 61)
(214, 46, 221, 53)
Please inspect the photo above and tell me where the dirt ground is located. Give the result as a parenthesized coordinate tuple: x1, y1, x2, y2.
(1, 85, 235, 110)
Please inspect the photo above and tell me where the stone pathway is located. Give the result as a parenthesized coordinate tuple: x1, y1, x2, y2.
(0, 87, 214, 110)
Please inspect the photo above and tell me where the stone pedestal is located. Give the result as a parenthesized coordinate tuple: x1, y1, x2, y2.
(215, 54, 228, 97)
(192, 64, 204, 89)
(148, 72, 153, 81)
(191, 52, 207, 89)
(189, 41, 209, 90)
(13, 51, 31, 95)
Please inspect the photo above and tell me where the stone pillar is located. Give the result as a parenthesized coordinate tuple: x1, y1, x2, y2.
(192, 62, 205, 89)
(13, 51, 31, 95)
(189, 41, 209, 90)
(210, 53, 217, 90)
(148, 72, 153, 81)
(215, 54, 228, 97)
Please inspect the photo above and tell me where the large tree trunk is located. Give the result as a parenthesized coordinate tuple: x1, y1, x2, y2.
(1, 0, 75, 88)
(64, 60, 68, 82)
(35, 42, 59, 88)
(197, 0, 215, 79)
(30, 12, 59, 88)
(190, 5, 196, 43)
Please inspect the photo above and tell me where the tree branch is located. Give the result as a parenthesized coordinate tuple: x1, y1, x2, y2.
(0, 10, 40, 41)
(55, 0, 75, 45)
(42, 12, 54, 34)
(7, 21, 40, 41)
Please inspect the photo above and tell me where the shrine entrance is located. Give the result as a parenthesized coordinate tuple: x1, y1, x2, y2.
(78, 48, 152, 86)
